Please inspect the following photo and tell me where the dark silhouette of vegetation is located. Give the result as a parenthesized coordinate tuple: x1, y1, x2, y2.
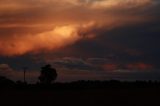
(1, 80, 160, 106)
(0, 76, 15, 88)
(4, 80, 159, 90)
(0, 66, 160, 106)
(38, 64, 57, 84)
(0, 64, 160, 90)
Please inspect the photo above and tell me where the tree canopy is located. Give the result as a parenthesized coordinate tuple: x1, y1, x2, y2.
(39, 64, 57, 84)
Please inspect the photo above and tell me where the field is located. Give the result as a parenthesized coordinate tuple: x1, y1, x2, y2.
(0, 88, 160, 106)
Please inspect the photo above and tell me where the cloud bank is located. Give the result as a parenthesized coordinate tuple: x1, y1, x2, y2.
(0, 0, 156, 56)
(0, 0, 160, 82)
(0, 22, 99, 56)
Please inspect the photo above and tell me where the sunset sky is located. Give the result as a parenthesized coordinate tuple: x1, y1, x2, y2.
(0, 0, 160, 83)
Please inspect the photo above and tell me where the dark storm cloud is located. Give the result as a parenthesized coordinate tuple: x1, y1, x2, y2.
(55, 1, 160, 69)
(100, 20, 160, 67)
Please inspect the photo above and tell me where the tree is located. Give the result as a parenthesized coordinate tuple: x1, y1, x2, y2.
(39, 64, 57, 84)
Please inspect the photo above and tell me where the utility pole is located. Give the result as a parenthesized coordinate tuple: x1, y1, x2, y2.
(23, 67, 28, 83)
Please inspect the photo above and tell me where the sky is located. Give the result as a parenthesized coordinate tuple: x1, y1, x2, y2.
(0, 0, 160, 83)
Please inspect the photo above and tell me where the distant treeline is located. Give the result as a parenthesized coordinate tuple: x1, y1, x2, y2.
(1, 64, 160, 90)
(1, 76, 160, 90)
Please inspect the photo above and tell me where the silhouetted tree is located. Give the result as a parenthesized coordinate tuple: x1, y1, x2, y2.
(39, 64, 57, 84)
(0, 76, 15, 86)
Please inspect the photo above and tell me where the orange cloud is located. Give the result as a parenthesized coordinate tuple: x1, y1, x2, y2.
(90, 0, 151, 9)
(0, 22, 98, 56)
(0, 0, 155, 56)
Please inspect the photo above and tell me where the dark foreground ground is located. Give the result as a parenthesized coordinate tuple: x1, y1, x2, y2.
(1, 80, 160, 106)
(0, 88, 160, 106)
